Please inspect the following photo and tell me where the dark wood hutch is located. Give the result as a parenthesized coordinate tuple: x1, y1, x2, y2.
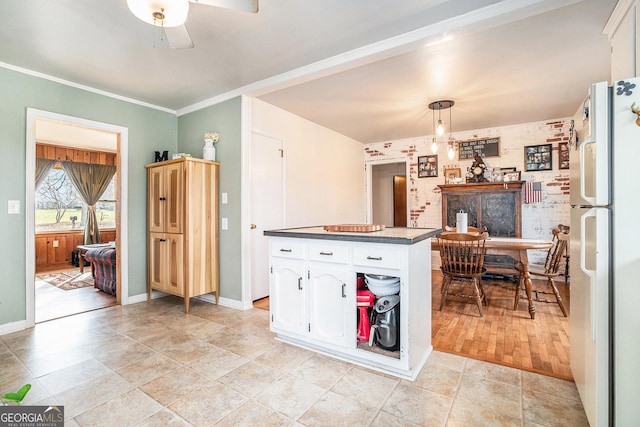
(438, 182, 524, 238)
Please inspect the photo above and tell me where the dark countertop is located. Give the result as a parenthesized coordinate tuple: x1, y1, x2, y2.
(264, 226, 440, 245)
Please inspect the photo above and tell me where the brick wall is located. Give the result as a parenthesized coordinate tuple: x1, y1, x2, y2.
(364, 118, 572, 268)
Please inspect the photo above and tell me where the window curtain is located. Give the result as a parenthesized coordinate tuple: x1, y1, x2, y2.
(61, 161, 116, 244)
(35, 158, 55, 189)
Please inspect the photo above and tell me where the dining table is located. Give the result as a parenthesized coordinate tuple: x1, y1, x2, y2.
(432, 234, 553, 319)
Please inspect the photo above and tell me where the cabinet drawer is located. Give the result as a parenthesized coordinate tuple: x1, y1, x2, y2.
(308, 243, 349, 264)
(271, 240, 306, 259)
(353, 246, 402, 269)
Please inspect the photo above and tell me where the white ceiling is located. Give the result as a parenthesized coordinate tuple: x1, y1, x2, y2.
(0, 0, 617, 144)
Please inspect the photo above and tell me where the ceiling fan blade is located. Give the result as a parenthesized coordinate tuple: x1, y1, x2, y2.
(164, 25, 194, 49)
(190, 0, 258, 13)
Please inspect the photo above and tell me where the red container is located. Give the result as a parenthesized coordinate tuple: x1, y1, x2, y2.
(357, 289, 375, 306)
(356, 290, 375, 342)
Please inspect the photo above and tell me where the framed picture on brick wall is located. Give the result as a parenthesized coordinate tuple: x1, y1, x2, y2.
(418, 155, 438, 178)
(558, 142, 569, 169)
(524, 143, 552, 171)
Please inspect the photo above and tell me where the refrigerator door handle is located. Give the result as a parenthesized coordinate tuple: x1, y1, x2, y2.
(580, 140, 596, 206)
(580, 208, 597, 341)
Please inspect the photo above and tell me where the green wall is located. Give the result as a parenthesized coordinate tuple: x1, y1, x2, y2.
(177, 98, 243, 301)
(0, 67, 178, 325)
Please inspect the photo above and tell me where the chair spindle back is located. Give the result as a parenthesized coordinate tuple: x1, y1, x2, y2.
(437, 232, 488, 276)
(543, 228, 569, 275)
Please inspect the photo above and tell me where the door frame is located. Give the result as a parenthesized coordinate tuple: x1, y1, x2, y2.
(248, 129, 285, 302)
(240, 96, 287, 307)
(25, 108, 129, 327)
(365, 158, 410, 225)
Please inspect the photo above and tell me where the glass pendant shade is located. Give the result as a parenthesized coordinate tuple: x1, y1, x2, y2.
(436, 120, 445, 137)
(127, 0, 190, 27)
(447, 144, 455, 160)
(431, 138, 438, 153)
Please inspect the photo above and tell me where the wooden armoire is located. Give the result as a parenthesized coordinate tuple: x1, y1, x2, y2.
(145, 157, 219, 313)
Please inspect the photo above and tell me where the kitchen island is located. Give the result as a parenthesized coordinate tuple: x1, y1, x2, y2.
(264, 226, 438, 380)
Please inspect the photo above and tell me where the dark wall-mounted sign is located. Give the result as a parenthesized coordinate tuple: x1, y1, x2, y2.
(458, 137, 500, 160)
(154, 151, 168, 162)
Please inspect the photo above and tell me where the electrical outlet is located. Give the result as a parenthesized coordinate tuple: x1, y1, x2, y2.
(221, 218, 228, 230)
(52, 240, 59, 248)
(222, 192, 228, 204)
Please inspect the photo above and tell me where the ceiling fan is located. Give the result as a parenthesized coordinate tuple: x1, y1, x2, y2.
(127, 0, 258, 49)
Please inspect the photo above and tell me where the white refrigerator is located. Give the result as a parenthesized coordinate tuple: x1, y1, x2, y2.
(570, 77, 640, 427)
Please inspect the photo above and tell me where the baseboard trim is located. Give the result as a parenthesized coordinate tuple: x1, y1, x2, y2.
(195, 294, 253, 310)
(0, 320, 28, 336)
(129, 291, 252, 311)
(127, 292, 151, 304)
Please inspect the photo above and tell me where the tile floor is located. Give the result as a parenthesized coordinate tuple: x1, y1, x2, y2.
(0, 296, 589, 426)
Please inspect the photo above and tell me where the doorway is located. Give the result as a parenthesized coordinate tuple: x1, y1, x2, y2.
(26, 109, 129, 327)
(393, 176, 407, 227)
(369, 161, 409, 227)
(249, 131, 285, 302)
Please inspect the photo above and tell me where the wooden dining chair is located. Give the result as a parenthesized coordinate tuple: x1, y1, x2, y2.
(436, 232, 489, 317)
(557, 223, 570, 282)
(444, 225, 488, 233)
(514, 228, 569, 316)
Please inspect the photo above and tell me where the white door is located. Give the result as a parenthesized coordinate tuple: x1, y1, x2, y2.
(308, 267, 352, 348)
(250, 132, 285, 301)
(270, 261, 306, 335)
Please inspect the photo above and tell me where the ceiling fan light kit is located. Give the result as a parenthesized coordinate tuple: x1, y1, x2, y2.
(127, 0, 190, 27)
(127, 0, 258, 49)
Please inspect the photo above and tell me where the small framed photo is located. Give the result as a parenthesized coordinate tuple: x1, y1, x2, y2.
(524, 143, 552, 171)
(559, 142, 569, 169)
(418, 155, 438, 178)
(503, 171, 521, 182)
(444, 167, 461, 184)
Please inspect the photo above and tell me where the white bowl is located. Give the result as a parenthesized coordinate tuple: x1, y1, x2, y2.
(364, 274, 398, 284)
(365, 277, 400, 296)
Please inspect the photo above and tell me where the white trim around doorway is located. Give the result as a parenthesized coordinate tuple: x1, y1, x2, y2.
(365, 158, 411, 226)
(25, 108, 129, 328)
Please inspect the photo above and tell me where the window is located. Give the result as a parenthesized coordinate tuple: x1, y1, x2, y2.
(35, 167, 116, 232)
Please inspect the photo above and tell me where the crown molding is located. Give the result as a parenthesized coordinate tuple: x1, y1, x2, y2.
(603, 0, 636, 39)
(0, 61, 176, 115)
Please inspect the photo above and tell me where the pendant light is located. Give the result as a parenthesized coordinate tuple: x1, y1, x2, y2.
(447, 103, 455, 160)
(428, 100, 455, 159)
(430, 106, 438, 153)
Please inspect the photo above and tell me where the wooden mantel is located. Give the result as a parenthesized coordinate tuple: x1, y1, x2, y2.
(438, 181, 524, 237)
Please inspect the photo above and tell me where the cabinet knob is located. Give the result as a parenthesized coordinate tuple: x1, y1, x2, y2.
(250, 224, 257, 229)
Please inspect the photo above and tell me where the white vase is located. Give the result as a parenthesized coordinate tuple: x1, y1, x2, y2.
(202, 139, 216, 161)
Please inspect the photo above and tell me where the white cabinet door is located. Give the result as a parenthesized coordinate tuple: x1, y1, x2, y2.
(271, 261, 307, 336)
(308, 267, 352, 348)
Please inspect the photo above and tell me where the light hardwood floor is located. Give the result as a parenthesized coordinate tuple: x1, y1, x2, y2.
(36, 268, 117, 323)
(431, 271, 571, 381)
